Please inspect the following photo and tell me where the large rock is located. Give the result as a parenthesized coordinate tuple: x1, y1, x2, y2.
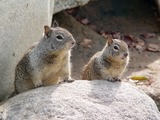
(0, 80, 159, 120)
(54, 0, 90, 14)
(0, 0, 89, 101)
(0, 0, 54, 101)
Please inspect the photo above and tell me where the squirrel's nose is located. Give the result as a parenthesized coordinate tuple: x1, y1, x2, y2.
(72, 41, 76, 45)
(124, 53, 128, 57)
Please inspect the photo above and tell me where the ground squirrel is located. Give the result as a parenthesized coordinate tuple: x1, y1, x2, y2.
(82, 36, 129, 81)
(15, 21, 76, 93)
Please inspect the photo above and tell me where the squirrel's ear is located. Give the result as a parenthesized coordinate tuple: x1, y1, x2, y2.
(52, 20, 59, 27)
(44, 25, 51, 37)
(107, 35, 113, 46)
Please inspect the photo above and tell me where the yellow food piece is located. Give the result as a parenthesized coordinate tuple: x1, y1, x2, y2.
(130, 76, 149, 81)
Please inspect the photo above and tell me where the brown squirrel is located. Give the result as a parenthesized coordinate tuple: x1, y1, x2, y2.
(82, 36, 129, 81)
(15, 21, 76, 93)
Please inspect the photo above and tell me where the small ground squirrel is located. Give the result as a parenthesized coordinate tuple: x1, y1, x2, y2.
(15, 21, 76, 93)
(82, 36, 129, 81)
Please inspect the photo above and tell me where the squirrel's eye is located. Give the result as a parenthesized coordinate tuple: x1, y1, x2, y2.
(56, 35, 63, 41)
(113, 45, 119, 51)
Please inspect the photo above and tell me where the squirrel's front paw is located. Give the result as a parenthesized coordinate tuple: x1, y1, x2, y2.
(107, 78, 121, 82)
(63, 78, 75, 83)
(35, 84, 44, 88)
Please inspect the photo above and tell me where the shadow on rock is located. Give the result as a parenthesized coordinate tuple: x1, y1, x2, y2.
(89, 80, 121, 106)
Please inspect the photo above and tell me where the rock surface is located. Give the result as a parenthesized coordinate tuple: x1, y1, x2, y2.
(54, 0, 90, 14)
(0, 80, 160, 120)
(0, 0, 89, 101)
(0, 0, 54, 101)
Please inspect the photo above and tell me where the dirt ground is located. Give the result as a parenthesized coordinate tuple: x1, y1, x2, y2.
(53, 0, 160, 109)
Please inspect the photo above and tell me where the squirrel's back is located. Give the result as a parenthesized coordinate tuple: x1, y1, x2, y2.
(82, 52, 101, 80)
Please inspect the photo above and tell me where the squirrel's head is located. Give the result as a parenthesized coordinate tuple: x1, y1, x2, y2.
(42, 21, 76, 53)
(102, 36, 129, 62)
